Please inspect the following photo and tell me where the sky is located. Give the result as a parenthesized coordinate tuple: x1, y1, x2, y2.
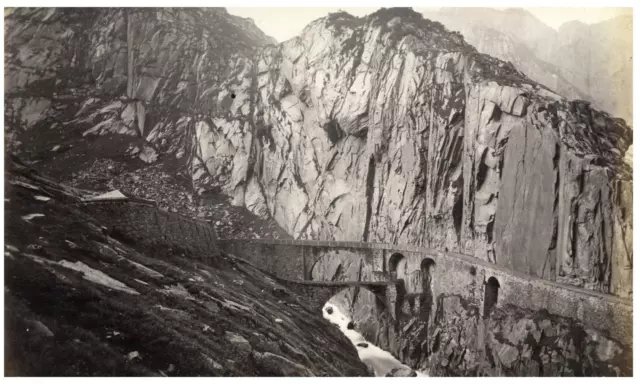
(227, 7, 632, 42)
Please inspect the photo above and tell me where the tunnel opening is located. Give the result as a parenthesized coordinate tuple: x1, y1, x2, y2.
(388, 253, 407, 281)
(323, 119, 345, 144)
(483, 277, 500, 319)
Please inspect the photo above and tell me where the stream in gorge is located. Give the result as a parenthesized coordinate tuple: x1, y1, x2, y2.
(321, 303, 428, 377)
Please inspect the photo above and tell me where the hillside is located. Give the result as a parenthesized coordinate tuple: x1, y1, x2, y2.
(4, 158, 369, 376)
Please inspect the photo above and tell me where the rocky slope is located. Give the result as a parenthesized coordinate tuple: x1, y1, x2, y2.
(427, 8, 633, 125)
(4, 7, 633, 298)
(4, 158, 368, 376)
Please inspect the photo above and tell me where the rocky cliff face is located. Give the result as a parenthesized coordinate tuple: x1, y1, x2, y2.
(189, 9, 631, 296)
(5, 7, 632, 298)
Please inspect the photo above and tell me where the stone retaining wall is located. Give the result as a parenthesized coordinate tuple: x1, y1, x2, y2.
(79, 200, 220, 260)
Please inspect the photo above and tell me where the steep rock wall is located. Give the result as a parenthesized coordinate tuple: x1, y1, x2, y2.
(193, 11, 632, 296)
(5, 9, 632, 296)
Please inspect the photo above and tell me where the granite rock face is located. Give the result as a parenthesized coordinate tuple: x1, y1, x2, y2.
(423, 295, 631, 377)
(188, 9, 631, 296)
(4, 8, 633, 297)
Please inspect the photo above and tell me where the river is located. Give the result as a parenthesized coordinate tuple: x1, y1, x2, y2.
(322, 303, 428, 377)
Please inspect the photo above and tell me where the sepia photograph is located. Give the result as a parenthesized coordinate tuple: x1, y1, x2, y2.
(2, 1, 635, 378)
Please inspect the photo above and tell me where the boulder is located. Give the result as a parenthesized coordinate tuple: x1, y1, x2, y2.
(385, 367, 417, 377)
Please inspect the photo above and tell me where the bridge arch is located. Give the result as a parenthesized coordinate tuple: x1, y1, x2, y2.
(275, 279, 397, 317)
(420, 258, 436, 291)
(483, 276, 500, 318)
(388, 252, 408, 280)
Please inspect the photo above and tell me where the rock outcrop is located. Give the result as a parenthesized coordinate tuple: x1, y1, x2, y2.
(4, 7, 632, 298)
(4, 159, 369, 376)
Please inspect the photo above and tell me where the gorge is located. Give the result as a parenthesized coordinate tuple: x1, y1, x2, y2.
(3, 7, 633, 377)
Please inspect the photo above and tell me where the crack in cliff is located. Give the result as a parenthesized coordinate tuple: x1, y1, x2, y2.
(362, 155, 376, 242)
(543, 142, 561, 279)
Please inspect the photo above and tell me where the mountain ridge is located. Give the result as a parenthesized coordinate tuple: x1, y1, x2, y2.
(426, 7, 633, 124)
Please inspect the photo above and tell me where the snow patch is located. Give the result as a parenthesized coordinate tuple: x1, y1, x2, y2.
(82, 190, 127, 201)
(22, 213, 45, 222)
(5, 245, 19, 252)
(10, 180, 41, 191)
(58, 260, 139, 295)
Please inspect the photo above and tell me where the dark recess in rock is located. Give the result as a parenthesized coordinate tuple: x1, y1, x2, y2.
(323, 119, 345, 144)
(452, 193, 463, 243)
(362, 156, 376, 242)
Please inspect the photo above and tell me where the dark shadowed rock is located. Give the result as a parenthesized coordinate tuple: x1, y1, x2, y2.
(251, 351, 315, 376)
(357, 343, 369, 348)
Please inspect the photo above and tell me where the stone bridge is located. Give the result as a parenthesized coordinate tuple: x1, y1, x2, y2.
(76, 196, 632, 352)
(76, 195, 633, 374)
(219, 238, 633, 346)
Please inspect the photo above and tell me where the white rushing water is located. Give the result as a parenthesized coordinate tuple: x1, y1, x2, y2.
(322, 303, 428, 377)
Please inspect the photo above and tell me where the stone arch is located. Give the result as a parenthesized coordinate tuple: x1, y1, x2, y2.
(483, 276, 500, 318)
(419, 258, 436, 320)
(388, 252, 407, 280)
(420, 258, 436, 291)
